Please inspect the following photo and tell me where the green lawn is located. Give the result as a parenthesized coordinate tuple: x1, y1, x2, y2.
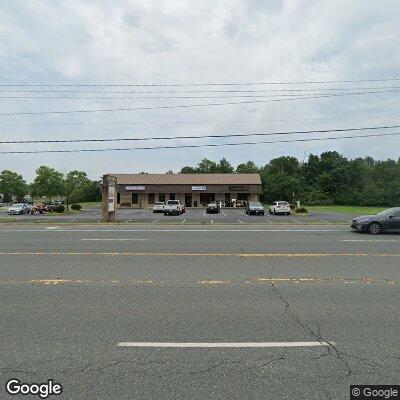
(305, 205, 388, 215)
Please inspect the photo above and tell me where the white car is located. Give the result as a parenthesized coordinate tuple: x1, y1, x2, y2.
(153, 201, 165, 213)
(7, 203, 28, 215)
(24, 203, 33, 213)
(163, 200, 183, 215)
(269, 201, 291, 215)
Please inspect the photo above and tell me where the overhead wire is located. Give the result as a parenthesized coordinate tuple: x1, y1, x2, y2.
(0, 77, 400, 87)
(1, 131, 399, 154)
(1, 86, 400, 93)
(0, 89, 399, 117)
(0, 123, 399, 144)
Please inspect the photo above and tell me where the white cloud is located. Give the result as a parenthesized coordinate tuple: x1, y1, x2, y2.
(0, 0, 399, 181)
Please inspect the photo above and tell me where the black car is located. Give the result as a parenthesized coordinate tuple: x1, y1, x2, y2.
(351, 207, 400, 234)
(206, 203, 220, 214)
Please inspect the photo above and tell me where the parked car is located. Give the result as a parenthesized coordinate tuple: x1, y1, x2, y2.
(24, 203, 33, 214)
(351, 207, 400, 234)
(31, 204, 46, 214)
(7, 203, 28, 215)
(206, 202, 220, 214)
(163, 200, 183, 215)
(269, 201, 291, 215)
(246, 201, 265, 215)
(153, 201, 165, 213)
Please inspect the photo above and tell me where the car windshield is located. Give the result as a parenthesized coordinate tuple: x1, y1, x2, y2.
(12, 204, 24, 207)
(168, 200, 179, 205)
(155, 202, 164, 205)
(278, 201, 289, 205)
(376, 208, 399, 217)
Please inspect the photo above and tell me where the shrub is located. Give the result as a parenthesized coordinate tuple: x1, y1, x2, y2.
(295, 207, 308, 214)
(53, 205, 65, 213)
(71, 203, 82, 211)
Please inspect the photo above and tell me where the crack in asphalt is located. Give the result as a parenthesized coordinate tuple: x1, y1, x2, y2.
(259, 259, 400, 399)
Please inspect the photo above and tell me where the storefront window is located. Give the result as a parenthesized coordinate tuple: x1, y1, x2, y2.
(148, 193, 155, 204)
(170, 193, 176, 200)
(237, 193, 249, 200)
(132, 193, 139, 204)
(159, 193, 165, 202)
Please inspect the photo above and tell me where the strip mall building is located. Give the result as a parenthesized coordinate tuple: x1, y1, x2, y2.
(109, 174, 262, 208)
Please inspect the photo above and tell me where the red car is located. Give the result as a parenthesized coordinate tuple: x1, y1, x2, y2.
(31, 204, 47, 214)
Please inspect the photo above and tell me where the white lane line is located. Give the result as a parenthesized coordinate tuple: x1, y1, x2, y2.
(118, 341, 333, 348)
(342, 239, 400, 242)
(45, 226, 59, 230)
(238, 220, 244, 224)
(152, 220, 159, 223)
(211, 219, 214, 224)
(181, 219, 186, 224)
(0, 229, 347, 233)
(265, 220, 272, 224)
(82, 238, 150, 241)
(222, 211, 227, 216)
(203, 210, 207, 216)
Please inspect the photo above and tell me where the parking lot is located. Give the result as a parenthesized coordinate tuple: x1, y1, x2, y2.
(0, 223, 399, 399)
(0, 206, 352, 224)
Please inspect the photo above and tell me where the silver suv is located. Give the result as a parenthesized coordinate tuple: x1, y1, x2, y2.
(269, 201, 291, 215)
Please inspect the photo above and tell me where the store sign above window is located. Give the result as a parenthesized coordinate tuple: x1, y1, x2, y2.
(192, 186, 206, 191)
(126, 186, 145, 191)
(229, 185, 249, 191)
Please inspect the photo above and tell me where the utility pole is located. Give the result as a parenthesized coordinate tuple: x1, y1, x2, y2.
(101, 174, 117, 222)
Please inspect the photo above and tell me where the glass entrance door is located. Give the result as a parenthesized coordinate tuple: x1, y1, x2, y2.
(185, 194, 192, 207)
(224, 193, 231, 207)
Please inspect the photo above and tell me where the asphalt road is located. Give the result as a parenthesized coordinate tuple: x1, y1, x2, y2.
(0, 224, 399, 399)
(1, 206, 352, 224)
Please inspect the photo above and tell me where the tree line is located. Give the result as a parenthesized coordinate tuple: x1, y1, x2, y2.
(0, 166, 101, 204)
(179, 152, 400, 206)
(1, 151, 399, 206)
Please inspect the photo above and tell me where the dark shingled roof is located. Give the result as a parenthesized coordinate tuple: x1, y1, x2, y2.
(110, 173, 261, 185)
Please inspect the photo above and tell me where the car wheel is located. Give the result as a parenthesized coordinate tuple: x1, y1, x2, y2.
(269, 209, 272, 214)
(164, 212, 168, 216)
(368, 222, 382, 235)
(273, 210, 276, 215)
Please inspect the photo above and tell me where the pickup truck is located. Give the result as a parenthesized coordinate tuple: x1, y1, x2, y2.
(163, 200, 183, 216)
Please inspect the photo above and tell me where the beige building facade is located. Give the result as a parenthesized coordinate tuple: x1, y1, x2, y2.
(109, 173, 262, 208)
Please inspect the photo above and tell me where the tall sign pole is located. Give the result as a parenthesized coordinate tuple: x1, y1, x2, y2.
(101, 174, 117, 222)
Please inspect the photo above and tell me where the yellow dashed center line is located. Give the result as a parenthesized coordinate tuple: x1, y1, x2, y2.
(0, 277, 396, 286)
(0, 252, 399, 257)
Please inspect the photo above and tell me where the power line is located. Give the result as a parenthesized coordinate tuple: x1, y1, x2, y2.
(1, 124, 399, 144)
(1, 114, 400, 128)
(0, 78, 400, 87)
(1, 89, 400, 100)
(1, 131, 399, 154)
(0, 89, 399, 117)
(1, 86, 400, 93)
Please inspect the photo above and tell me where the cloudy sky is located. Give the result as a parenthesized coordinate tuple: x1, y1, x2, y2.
(0, 0, 400, 181)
